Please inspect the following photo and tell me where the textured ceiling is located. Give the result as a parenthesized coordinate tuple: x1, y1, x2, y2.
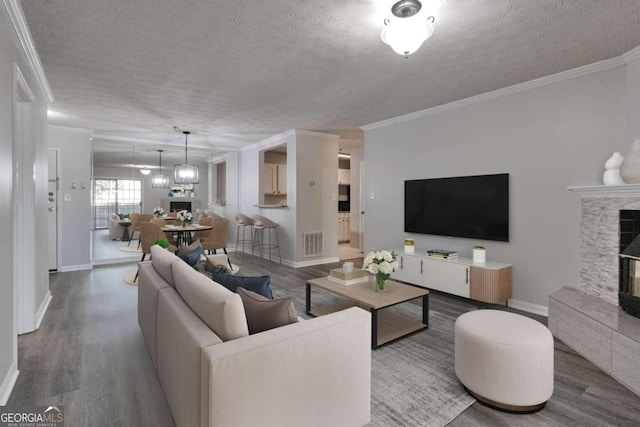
(20, 0, 640, 153)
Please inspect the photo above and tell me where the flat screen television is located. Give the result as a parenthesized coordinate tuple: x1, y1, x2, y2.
(404, 173, 509, 242)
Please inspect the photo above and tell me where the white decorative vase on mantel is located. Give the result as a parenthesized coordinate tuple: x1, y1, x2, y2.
(620, 140, 640, 183)
(603, 152, 626, 186)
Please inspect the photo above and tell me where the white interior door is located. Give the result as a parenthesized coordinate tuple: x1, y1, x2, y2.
(48, 149, 58, 271)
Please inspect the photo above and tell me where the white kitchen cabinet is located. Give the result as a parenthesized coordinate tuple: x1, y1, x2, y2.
(338, 169, 350, 185)
(264, 163, 286, 195)
(338, 212, 350, 242)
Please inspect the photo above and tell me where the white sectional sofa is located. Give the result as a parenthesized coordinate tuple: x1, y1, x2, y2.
(138, 245, 371, 427)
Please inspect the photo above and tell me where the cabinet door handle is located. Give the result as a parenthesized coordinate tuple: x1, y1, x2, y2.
(400, 256, 404, 270)
(420, 260, 423, 274)
(466, 268, 469, 284)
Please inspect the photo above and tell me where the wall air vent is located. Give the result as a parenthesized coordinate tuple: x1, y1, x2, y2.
(304, 232, 324, 257)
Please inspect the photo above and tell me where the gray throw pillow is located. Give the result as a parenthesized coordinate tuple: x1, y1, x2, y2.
(178, 239, 202, 258)
(237, 287, 298, 335)
(211, 271, 272, 299)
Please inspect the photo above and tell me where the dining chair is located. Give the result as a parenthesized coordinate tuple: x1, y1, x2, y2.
(150, 218, 176, 246)
(135, 222, 177, 282)
(201, 219, 232, 269)
(193, 216, 214, 240)
(127, 212, 141, 247)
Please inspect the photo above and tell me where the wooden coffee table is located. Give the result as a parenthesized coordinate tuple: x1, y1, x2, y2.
(306, 277, 429, 349)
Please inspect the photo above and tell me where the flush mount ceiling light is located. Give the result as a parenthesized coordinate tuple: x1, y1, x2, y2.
(381, 0, 435, 58)
(139, 168, 151, 175)
(174, 131, 199, 184)
(151, 150, 170, 188)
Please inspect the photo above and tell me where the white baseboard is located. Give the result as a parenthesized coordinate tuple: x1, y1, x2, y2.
(58, 264, 93, 272)
(508, 299, 549, 317)
(230, 245, 340, 268)
(289, 257, 341, 268)
(91, 257, 139, 267)
(0, 361, 19, 405)
(35, 291, 52, 329)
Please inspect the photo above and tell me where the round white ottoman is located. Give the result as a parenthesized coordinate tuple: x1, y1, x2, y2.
(455, 310, 554, 413)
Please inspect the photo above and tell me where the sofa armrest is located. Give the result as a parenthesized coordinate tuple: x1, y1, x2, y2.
(200, 307, 371, 427)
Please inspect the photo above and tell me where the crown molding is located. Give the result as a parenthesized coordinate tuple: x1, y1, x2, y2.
(294, 129, 341, 140)
(241, 129, 342, 153)
(90, 133, 227, 152)
(2, 0, 54, 103)
(49, 125, 94, 135)
(361, 56, 625, 131)
(14, 63, 35, 102)
(208, 152, 239, 164)
(241, 129, 295, 152)
(622, 44, 640, 64)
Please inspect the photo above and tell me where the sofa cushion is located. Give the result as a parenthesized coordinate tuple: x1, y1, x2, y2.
(237, 287, 298, 334)
(211, 271, 272, 299)
(172, 260, 249, 341)
(151, 245, 182, 287)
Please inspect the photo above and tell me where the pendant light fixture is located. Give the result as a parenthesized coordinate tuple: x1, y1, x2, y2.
(381, 0, 435, 58)
(151, 149, 170, 188)
(174, 131, 199, 184)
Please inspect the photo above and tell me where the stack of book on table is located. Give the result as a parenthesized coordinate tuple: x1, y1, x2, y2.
(327, 268, 369, 286)
(427, 249, 459, 259)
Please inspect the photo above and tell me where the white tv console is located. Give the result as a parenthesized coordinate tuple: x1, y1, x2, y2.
(390, 249, 512, 305)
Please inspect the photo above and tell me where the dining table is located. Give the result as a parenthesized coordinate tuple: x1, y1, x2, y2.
(161, 223, 213, 246)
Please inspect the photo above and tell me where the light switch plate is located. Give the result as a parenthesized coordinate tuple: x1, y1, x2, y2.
(331, 193, 337, 201)
(369, 192, 376, 200)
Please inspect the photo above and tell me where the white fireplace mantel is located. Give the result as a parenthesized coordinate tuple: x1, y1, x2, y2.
(568, 184, 640, 197)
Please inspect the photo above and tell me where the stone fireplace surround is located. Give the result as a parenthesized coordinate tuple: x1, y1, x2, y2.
(548, 184, 640, 397)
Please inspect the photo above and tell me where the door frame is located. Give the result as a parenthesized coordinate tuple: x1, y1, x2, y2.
(13, 63, 36, 340)
(48, 148, 61, 271)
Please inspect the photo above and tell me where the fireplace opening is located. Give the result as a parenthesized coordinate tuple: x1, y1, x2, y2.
(619, 210, 640, 318)
(170, 201, 192, 212)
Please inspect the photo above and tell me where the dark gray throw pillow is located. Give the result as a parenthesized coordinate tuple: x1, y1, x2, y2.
(182, 246, 205, 266)
(237, 287, 298, 335)
(211, 271, 272, 299)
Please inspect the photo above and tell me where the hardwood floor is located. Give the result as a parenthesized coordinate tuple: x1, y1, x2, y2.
(9, 254, 640, 426)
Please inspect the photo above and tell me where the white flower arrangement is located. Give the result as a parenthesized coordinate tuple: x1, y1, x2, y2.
(363, 250, 399, 291)
(153, 207, 165, 218)
(176, 210, 193, 226)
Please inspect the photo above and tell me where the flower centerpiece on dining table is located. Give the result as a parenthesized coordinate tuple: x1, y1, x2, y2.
(176, 210, 193, 227)
(363, 250, 399, 292)
(152, 207, 165, 218)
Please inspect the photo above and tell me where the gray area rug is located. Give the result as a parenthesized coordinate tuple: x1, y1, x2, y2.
(273, 286, 475, 427)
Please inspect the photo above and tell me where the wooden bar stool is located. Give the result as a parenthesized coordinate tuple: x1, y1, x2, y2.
(251, 214, 282, 264)
(234, 213, 255, 257)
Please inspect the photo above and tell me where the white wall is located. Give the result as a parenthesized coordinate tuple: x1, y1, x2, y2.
(208, 152, 239, 243)
(0, 3, 50, 404)
(238, 130, 339, 265)
(349, 146, 364, 250)
(626, 53, 640, 141)
(239, 132, 297, 262)
(48, 126, 92, 270)
(363, 65, 629, 310)
(294, 132, 339, 263)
